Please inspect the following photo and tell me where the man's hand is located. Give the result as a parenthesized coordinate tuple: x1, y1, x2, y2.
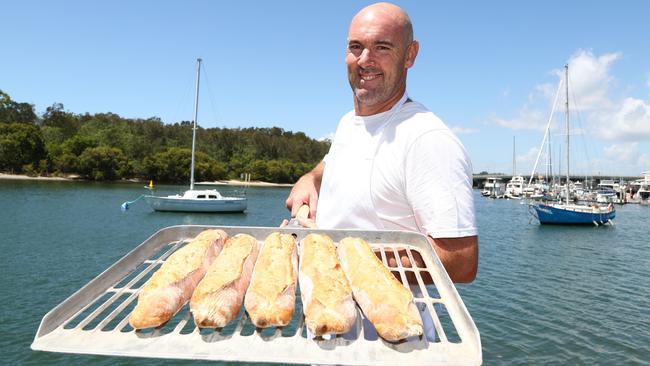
(285, 161, 324, 219)
(279, 217, 318, 228)
(279, 205, 317, 228)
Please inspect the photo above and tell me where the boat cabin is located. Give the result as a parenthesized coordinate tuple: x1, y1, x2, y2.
(181, 189, 223, 200)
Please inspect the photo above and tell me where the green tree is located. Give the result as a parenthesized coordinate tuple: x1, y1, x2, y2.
(142, 147, 227, 183)
(142, 147, 192, 183)
(51, 136, 98, 173)
(77, 146, 130, 180)
(0, 123, 46, 172)
(61, 135, 98, 156)
(54, 153, 79, 173)
(0, 90, 37, 124)
(42, 103, 79, 139)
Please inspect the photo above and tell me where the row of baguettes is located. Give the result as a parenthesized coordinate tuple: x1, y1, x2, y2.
(129, 230, 423, 342)
(129, 231, 296, 329)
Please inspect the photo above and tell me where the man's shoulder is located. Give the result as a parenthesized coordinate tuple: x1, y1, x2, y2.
(396, 101, 450, 135)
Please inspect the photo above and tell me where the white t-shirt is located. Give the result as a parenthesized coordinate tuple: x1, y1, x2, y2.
(316, 96, 477, 239)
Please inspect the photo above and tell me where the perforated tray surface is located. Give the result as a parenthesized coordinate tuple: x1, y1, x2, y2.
(31, 225, 481, 365)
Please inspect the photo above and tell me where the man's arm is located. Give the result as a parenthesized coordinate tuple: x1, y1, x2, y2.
(285, 160, 324, 219)
(385, 235, 478, 284)
(428, 236, 478, 283)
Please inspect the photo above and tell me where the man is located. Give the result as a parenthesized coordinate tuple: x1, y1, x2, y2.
(285, 2, 478, 283)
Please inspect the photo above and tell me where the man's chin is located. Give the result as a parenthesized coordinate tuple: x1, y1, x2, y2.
(354, 90, 382, 105)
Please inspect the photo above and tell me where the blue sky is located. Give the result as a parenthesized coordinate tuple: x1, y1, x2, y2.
(2, 1, 649, 176)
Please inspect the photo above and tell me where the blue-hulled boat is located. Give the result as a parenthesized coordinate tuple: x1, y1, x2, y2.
(530, 65, 616, 226)
(531, 202, 615, 225)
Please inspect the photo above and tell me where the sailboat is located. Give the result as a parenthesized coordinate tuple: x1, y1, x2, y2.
(530, 65, 615, 225)
(143, 59, 247, 213)
(505, 136, 525, 199)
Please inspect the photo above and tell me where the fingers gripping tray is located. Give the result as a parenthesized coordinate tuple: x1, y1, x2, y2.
(31, 225, 481, 365)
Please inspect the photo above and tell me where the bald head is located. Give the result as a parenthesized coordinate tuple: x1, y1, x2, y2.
(350, 2, 413, 45)
(345, 2, 419, 115)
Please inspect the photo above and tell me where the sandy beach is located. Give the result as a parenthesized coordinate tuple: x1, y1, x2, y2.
(0, 173, 292, 187)
(0, 173, 78, 181)
(196, 180, 293, 187)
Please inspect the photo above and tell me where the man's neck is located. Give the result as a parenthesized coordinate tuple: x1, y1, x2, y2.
(354, 88, 406, 117)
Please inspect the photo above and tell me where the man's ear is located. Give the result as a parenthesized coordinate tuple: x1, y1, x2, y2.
(405, 40, 419, 69)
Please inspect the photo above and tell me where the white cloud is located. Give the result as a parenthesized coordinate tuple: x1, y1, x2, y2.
(518, 146, 540, 164)
(450, 126, 479, 134)
(493, 49, 650, 143)
(603, 142, 638, 163)
(493, 75, 563, 131)
(556, 50, 620, 111)
(594, 97, 650, 141)
(493, 106, 548, 130)
(534, 82, 557, 101)
(638, 153, 650, 168)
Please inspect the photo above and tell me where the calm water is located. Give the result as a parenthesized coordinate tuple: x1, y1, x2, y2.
(1, 180, 649, 365)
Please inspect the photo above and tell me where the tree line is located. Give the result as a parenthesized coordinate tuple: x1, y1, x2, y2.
(0, 90, 330, 183)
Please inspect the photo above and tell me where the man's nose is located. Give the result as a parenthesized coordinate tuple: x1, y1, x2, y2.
(357, 48, 374, 67)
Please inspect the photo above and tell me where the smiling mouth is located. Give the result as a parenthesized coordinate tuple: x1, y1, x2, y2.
(359, 70, 382, 84)
(361, 74, 380, 81)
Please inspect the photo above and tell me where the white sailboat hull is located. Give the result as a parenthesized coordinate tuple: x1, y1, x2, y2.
(144, 190, 246, 213)
(144, 195, 246, 212)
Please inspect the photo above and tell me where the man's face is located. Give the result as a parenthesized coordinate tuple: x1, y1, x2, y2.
(346, 13, 413, 111)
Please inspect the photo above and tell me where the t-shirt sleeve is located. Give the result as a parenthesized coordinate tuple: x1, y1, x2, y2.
(404, 130, 477, 238)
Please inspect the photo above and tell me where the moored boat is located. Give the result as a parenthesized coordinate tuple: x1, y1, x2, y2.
(530, 65, 615, 225)
(505, 175, 525, 199)
(531, 202, 615, 225)
(144, 59, 247, 213)
(482, 177, 505, 198)
(144, 189, 246, 212)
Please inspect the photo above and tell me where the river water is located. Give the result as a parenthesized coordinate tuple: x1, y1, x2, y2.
(1, 180, 648, 365)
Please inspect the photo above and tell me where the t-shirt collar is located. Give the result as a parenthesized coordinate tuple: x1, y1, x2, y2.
(352, 92, 409, 128)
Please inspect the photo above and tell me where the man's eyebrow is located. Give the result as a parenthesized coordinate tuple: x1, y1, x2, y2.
(347, 39, 395, 47)
(375, 40, 395, 47)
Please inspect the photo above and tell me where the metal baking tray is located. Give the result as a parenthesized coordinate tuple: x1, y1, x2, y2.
(31, 225, 481, 365)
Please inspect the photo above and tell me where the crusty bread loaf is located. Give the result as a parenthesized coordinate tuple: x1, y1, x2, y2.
(129, 229, 227, 329)
(190, 233, 259, 328)
(337, 237, 423, 341)
(244, 232, 297, 327)
(299, 233, 356, 336)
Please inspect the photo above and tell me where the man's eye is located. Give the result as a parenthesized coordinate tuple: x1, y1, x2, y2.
(348, 44, 363, 56)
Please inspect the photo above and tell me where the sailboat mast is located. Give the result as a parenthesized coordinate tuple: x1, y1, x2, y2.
(546, 123, 555, 188)
(512, 136, 517, 177)
(565, 64, 570, 205)
(190, 58, 202, 190)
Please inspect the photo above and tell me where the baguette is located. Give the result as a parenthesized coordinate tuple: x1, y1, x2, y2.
(129, 229, 227, 329)
(190, 233, 259, 328)
(244, 232, 297, 327)
(299, 233, 356, 336)
(337, 237, 423, 341)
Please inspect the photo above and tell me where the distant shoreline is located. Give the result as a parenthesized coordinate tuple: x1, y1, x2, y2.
(196, 180, 293, 188)
(0, 173, 77, 181)
(0, 173, 293, 187)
